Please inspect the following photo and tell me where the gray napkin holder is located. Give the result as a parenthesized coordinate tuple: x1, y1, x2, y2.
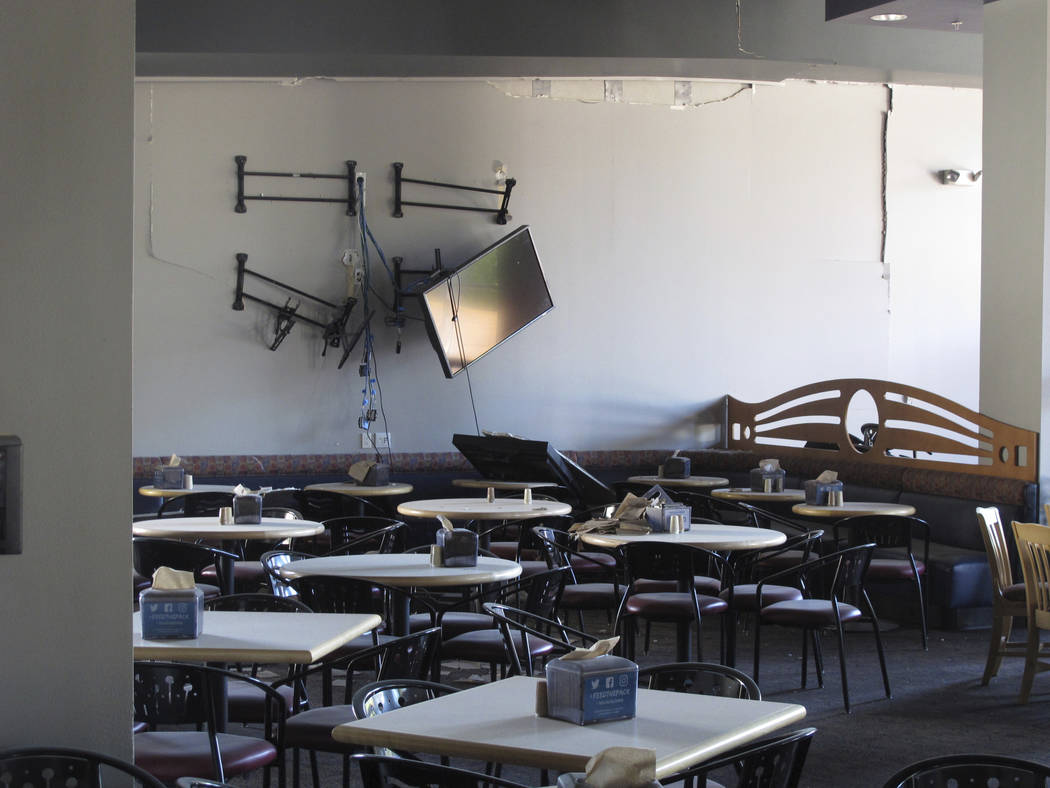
(749, 467, 786, 493)
(152, 465, 186, 489)
(436, 528, 478, 567)
(139, 587, 204, 640)
(662, 456, 690, 479)
(804, 479, 844, 505)
(546, 653, 638, 725)
(363, 463, 391, 486)
(644, 499, 691, 533)
(233, 493, 263, 524)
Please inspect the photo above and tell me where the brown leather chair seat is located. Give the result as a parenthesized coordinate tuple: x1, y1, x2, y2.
(760, 598, 863, 627)
(134, 732, 275, 784)
(721, 583, 803, 610)
(226, 682, 296, 722)
(561, 582, 621, 610)
(285, 705, 359, 750)
(407, 610, 495, 638)
(866, 557, 925, 580)
(632, 576, 722, 595)
(440, 627, 555, 663)
(624, 592, 728, 620)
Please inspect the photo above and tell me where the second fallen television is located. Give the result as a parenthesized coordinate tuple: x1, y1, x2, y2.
(421, 225, 554, 378)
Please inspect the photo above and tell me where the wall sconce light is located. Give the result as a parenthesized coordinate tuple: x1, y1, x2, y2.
(937, 169, 982, 186)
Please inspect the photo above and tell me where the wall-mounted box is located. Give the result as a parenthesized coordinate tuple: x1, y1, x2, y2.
(0, 436, 23, 555)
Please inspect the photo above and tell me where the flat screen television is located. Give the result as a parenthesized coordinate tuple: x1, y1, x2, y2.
(421, 226, 553, 378)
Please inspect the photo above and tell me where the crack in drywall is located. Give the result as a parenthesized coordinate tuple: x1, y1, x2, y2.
(486, 79, 753, 109)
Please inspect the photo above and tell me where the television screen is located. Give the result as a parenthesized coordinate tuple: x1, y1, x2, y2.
(421, 226, 553, 378)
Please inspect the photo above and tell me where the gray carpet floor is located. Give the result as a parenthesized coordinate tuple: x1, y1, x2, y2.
(232, 614, 1049, 788)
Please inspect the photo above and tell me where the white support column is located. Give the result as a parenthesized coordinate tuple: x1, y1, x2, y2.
(980, 0, 1050, 511)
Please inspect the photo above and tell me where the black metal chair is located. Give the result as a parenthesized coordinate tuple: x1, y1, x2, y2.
(834, 514, 931, 649)
(614, 542, 731, 663)
(0, 747, 166, 788)
(483, 601, 600, 676)
(321, 516, 405, 553)
(881, 754, 1050, 787)
(351, 679, 459, 759)
(132, 661, 287, 787)
(532, 525, 623, 628)
(637, 661, 760, 699)
(157, 491, 235, 518)
(663, 727, 817, 788)
(281, 628, 442, 788)
(133, 537, 238, 597)
(352, 754, 529, 788)
(753, 543, 891, 713)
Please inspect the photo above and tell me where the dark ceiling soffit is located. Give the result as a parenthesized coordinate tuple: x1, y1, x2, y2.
(826, 0, 995, 32)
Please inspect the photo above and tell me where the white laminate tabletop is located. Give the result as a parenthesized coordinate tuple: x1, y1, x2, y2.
(451, 479, 558, 491)
(332, 675, 806, 778)
(711, 487, 807, 503)
(138, 484, 242, 498)
(133, 610, 382, 662)
(578, 523, 787, 551)
(397, 497, 572, 521)
(132, 516, 325, 540)
(277, 552, 522, 588)
(627, 475, 730, 489)
(304, 482, 414, 497)
(791, 501, 917, 518)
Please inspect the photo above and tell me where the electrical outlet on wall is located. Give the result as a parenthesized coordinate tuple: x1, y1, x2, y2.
(360, 431, 390, 449)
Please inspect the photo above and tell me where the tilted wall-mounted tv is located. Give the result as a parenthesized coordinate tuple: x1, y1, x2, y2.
(421, 225, 553, 378)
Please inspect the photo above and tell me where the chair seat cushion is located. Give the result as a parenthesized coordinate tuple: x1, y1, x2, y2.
(631, 576, 722, 595)
(284, 704, 359, 751)
(441, 628, 555, 663)
(561, 583, 622, 609)
(408, 611, 494, 638)
(226, 680, 295, 722)
(518, 560, 548, 578)
(571, 552, 618, 573)
(1004, 582, 1027, 602)
(489, 541, 517, 560)
(721, 583, 803, 610)
(624, 593, 728, 620)
(866, 558, 925, 580)
(760, 598, 863, 626)
(134, 731, 276, 783)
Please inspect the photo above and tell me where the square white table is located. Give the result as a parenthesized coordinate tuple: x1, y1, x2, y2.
(332, 675, 806, 778)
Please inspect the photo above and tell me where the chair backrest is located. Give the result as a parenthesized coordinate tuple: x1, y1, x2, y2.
(261, 506, 302, 520)
(795, 543, 875, 602)
(321, 521, 405, 556)
(0, 747, 167, 788)
(204, 592, 312, 612)
(638, 661, 761, 700)
(977, 506, 1014, 595)
(738, 503, 811, 534)
(623, 542, 726, 588)
(734, 530, 824, 584)
(352, 678, 459, 720)
(323, 516, 405, 550)
(484, 601, 597, 669)
(370, 628, 442, 683)
(259, 548, 316, 597)
(514, 566, 571, 620)
(292, 574, 388, 615)
(834, 515, 930, 560)
(1012, 521, 1050, 627)
(133, 537, 238, 590)
(353, 754, 529, 788)
(668, 727, 816, 788)
(881, 753, 1050, 788)
(157, 491, 235, 518)
(676, 491, 758, 527)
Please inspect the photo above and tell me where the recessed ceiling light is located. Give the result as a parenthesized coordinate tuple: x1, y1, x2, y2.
(870, 12, 908, 21)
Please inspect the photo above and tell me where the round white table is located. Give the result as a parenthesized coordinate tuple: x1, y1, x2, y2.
(133, 516, 325, 594)
(138, 484, 244, 498)
(278, 553, 522, 634)
(451, 479, 558, 491)
(791, 501, 916, 518)
(627, 475, 730, 489)
(577, 523, 786, 551)
(711, 487, 807, 503)
(397, 498, 572, 521)
(305, 481, 414, 496)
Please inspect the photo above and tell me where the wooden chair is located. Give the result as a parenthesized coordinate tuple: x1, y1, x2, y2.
(1009, 520, 1050, 703)
(975, 507, 1029, 685)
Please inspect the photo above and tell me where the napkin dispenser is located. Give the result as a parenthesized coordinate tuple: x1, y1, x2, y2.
(436, 527, 478, 567)
(546, 641, 638, 725)
(139, 567, 203, 640)
(233, 492, 262, 524)
(662, 454, 690, 479)
(349, 460, 390, 487)
(805, 471, 844, 505)
(749, 458, 786, 493)
(642, 487, 690, 533)
(153, 453, 186, 490)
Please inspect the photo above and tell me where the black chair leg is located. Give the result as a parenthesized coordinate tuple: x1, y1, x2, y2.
(752, 619, 762, 683)
(812, 630, 825, 688)
(835, 622, 851, 713)
(800, 630, 809, 688)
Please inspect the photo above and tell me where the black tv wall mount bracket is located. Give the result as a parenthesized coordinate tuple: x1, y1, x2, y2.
(232, 253, 372, 369)
(392, 162, 516, 224)
(235, 156, 358, 215)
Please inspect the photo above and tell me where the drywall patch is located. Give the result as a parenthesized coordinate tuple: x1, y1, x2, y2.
(487, 79, 751, 109)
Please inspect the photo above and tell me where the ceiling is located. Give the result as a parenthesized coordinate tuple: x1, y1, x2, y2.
(826, 0, 992, 33)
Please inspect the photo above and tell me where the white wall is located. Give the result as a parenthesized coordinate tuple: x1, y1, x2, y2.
(1, 2, 133, 752)
(133, 78, 982, 456)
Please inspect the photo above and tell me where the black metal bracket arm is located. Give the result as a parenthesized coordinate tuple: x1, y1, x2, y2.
(232, 252, 365, 368)
(392, 162, 515, 224)
(384, 251, 446, 353)
(235, 156, 358, 215)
